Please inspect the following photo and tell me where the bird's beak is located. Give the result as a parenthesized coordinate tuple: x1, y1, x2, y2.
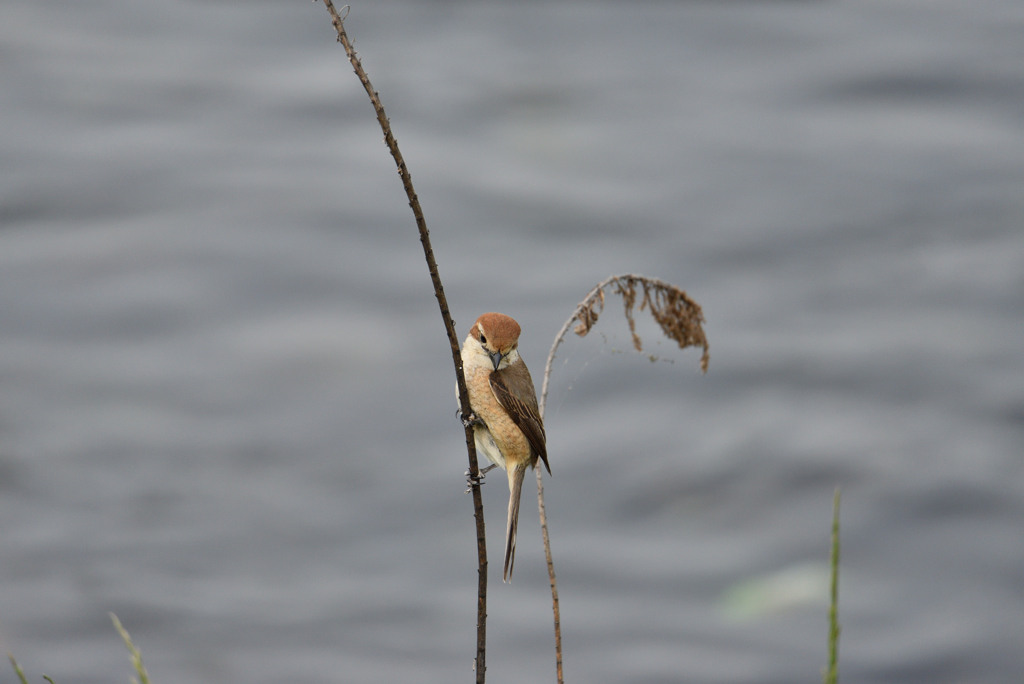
(489, 350, 503, 370)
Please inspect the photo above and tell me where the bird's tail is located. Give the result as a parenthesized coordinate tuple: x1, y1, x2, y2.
(504, 464, 527, 582)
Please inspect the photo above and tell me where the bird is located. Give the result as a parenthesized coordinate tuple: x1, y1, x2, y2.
(460, 312, 550, 582)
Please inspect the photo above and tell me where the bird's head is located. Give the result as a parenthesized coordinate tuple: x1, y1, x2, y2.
(469, 312, 521, 371)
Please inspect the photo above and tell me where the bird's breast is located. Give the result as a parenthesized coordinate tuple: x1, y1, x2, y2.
(464, 360, 533, 469)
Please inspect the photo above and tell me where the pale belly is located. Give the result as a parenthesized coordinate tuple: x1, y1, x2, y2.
(474, 424, 507, 470)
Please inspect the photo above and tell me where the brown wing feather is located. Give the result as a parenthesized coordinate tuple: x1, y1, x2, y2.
(489, 363, 550, 474)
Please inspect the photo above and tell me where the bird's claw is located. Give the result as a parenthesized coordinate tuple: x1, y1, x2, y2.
(465, 470, 484, 492)
(458, 409, 482, 429)
(464, 464, 498, 492)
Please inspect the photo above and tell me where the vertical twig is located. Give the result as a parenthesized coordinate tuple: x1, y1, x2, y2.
(824, 488, 841, 684)
(534, 468, 563, 684)
(318, 4, 488, 680)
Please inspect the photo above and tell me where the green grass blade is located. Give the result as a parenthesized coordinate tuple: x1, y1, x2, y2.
(110, 613, 151, 684)
(8, 654, 29, 684)
(823, 487, 841, 684)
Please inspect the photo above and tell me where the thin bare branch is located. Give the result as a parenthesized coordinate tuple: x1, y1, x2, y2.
(534, 467, 563, 684)
(319, 4, 488, 680)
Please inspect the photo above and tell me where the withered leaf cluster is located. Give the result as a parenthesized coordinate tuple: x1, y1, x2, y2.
(572, 274, 709, 373)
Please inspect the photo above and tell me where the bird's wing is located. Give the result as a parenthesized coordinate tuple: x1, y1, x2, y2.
(490, 363, 550, 474)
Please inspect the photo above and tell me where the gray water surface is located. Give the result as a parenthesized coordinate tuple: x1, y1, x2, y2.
(1, 1, 1022, 682)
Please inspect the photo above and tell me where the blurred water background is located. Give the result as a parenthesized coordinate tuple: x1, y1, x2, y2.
(1, 1, 1022, 682)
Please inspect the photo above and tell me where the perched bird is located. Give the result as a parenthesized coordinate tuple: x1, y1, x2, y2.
(460, 312, 550, 582)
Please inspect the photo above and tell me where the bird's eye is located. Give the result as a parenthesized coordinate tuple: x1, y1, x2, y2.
(479, 334, 487, 345)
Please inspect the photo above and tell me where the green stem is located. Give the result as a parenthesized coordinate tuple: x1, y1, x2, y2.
(8, 654, 29, 684)
(824, 487, 841, 684)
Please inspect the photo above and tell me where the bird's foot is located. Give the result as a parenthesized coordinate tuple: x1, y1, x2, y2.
(457, 409, 483, 429)
(464, 464, 498, 492)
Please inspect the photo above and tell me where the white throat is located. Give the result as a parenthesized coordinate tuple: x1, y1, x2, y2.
(496, 347, 520, 370)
